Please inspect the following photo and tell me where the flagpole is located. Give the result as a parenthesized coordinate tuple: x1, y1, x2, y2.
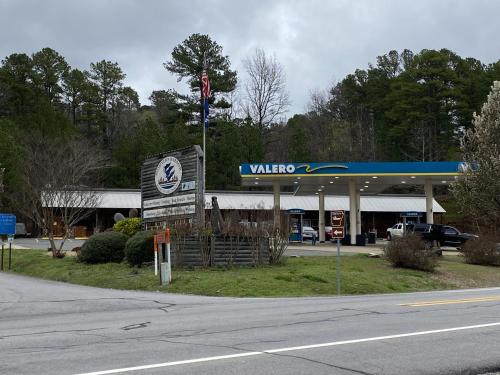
(202, 99, 206, 228)
(202, 52, 207, 229)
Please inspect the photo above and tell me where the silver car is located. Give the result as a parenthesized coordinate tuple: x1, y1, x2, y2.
(301, 226, 318, 239)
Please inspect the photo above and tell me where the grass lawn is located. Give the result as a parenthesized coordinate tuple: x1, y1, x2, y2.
(5, 249, 500, 297)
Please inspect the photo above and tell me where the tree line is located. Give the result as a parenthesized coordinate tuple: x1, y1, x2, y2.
(283, 49, 500, 162)
(1, 34, 499, 211)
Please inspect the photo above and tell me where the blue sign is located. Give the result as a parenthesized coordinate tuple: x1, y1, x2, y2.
(400, 211, 422, 217)
(0, 214, 16, 235)
(286, 208, 305, 215)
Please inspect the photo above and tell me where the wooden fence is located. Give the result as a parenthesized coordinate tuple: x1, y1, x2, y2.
(170, 235, 270, 267)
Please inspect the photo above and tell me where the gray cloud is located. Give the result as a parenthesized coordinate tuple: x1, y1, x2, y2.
(1, 0, 499, 115)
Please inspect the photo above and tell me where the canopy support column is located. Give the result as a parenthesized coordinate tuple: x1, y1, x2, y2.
(425, 179, 434, 224)
(273, 182, 281, 228)
(356, 191, 361, 235)
(349, 178, 357, 245)
(319, 190, 325, 243)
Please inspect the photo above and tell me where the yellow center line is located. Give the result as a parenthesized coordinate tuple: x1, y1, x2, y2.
(399, 296, 500, 307)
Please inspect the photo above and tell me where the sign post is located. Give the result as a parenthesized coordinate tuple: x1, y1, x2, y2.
(0, 214, 16, 271)
(166, 228, 171, 283)
(153, 235, 158, 276)
(331, 210, 345, 296)
(8, 236, 13, 270)
(154, 229, 171, 285)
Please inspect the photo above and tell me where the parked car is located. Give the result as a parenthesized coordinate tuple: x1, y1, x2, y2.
(301, 226, 318, 240)
(406, 223, 431, 234)
(429, 225, 478, 248)
(325, 226, 333, 241)
(15, 222, 31, 238)
(406, 223, 478, 248)
(386, 223, 404, 240)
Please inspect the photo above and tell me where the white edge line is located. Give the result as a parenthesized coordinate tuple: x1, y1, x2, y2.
(74, 352, 262, 375)
(444, 287, 500, 293)
(73, 322, 500, 375)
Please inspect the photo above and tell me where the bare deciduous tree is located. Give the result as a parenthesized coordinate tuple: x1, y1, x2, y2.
(243, 49, 290, 132)
(14, 137, 105, 257)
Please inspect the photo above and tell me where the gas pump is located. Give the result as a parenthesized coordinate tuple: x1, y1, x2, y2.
(286, 208, 305, 242)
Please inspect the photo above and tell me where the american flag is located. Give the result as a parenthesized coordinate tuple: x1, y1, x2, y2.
(202, 70, 210, 128)
(201, 71, 210, 98)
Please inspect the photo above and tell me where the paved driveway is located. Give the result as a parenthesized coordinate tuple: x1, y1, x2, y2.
(5, 238, 86, 250)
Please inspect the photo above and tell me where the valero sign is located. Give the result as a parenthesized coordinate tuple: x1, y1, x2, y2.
(250, 164, 296, 174)
(245, 163, 348, 175)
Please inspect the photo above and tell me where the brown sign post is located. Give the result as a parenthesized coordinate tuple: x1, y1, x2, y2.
(330, 210, 345, 240)
(330, 210, 345, 295)
(154, 229, 171, 285)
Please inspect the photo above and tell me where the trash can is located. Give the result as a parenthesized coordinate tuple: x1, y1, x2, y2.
(341, 235, 351, 246)
(356, 234, 366, 246)
(367, 232, 376, 244)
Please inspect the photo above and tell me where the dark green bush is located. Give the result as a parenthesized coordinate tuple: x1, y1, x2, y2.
(461, 236, 500, 266)
(384, 234, 438, 272)
(113, 218, 141, 237)
(125, 231, 155, 267)
(79, 232, 128, 264)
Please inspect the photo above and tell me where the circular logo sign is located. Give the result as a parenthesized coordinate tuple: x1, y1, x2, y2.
(155, 156, 182, 195)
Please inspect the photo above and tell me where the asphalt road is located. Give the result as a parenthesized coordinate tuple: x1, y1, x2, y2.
(1, 273, 500, 375)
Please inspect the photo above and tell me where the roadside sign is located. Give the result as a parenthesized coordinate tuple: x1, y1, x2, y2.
(0, 214, 16, 235)
(7, 236, 14, 244)
(155, 229, 170, 244)
(330, 210, 345, 240)
(331, 210, 344, 227)
(332, 228, 344, 238)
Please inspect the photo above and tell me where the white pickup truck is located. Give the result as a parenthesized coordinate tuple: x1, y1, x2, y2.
(386, 223, 404, 240)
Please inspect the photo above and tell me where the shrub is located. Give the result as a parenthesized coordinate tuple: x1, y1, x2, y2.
(113, 218, 141, 237)
(78, 232, 128, 264)
(125, 231, 155, 267)
(461, 236, 500, 266)
(384, 234, 438, 272)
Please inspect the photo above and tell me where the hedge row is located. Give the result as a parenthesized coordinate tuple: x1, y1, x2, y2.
(79, 230, 154, 267)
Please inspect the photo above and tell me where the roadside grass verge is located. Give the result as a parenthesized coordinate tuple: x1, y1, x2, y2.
(5, 250, 500, 297)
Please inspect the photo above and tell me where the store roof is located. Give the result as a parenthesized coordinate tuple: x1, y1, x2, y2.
(205, 191, 445, 213)
(55, 189, 444, 213)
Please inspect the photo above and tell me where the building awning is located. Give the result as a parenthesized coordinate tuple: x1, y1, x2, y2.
(49, 190, 444, 213)
(205, 192, 445, 213)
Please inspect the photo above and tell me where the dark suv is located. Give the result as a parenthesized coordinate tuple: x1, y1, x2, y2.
(406, 223, 477, 248)
(406, 223, 431, 235)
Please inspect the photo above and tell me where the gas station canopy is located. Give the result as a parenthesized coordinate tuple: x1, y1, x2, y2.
(240, 161, 465, 244)
(240, 161, 464, 194)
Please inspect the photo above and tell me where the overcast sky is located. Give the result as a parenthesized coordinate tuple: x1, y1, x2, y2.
(1, 0, 499, 115)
